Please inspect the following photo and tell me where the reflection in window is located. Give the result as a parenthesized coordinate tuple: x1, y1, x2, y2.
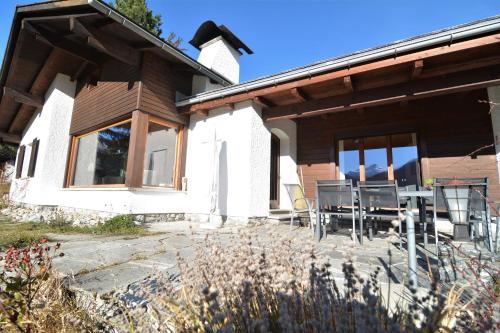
(339, 139, 360, 183)
(364, 136, 388, 181)
(392, 133, 418, 187)
(73, 122, 131, 186)
(143, 122, 177, 187)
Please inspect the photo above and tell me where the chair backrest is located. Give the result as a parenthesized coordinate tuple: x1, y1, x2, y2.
(433, 178, 488, 223)
(358, 180, 400, 210)
(316, 179, 354, 209)
(284, 184, 308, 210)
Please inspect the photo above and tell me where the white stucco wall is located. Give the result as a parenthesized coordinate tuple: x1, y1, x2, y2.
(185, 100, 271, 222)
(197, 36, 241, 84)
(10, 73, 76, 205)
(267, 119, 300, 210)
(488, 85, 500, 181)
(9, 74, 188, 215)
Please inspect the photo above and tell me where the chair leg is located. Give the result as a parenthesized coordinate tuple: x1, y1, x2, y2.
(399, 219, 403, 250)
(359, 216, 364, 245)
(368, 218, 373, 241)
(434, 221, 439, 252)
(423, 222, 428, 249)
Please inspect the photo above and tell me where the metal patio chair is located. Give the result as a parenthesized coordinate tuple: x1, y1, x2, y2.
(433, 178, 494, 252)
(284, 183, 315, 231)
(358, 180, 403, 248)
(315, 179, 357, 242)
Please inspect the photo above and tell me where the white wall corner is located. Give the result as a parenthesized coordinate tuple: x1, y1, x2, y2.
(10, 73, 76, 205)
(267, 119, 299, 210)
(487, 85, 500, 182)
(248, 102, 271, 217)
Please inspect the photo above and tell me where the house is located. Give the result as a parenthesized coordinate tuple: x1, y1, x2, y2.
(0, 0, 499, 224)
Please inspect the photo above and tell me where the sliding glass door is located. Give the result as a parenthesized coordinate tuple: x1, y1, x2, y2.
(338, 133, 419, 186)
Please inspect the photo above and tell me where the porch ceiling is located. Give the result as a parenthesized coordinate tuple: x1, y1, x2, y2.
(181, 32, 500, 120)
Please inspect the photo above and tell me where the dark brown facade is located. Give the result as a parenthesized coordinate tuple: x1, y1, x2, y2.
(70, 52, 188, 135)
(297, 89, 500, 201)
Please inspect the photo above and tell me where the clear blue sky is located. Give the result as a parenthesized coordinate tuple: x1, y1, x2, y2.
(0, 0, 499, 82)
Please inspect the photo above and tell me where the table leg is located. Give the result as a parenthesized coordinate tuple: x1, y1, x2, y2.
(405, 210, 418, 288)
(419, 197, 428, 248)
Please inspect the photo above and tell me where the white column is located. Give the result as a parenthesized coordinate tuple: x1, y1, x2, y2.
(488, 86, 500, 181)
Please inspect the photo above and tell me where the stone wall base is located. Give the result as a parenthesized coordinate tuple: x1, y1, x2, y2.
(1, 203, 185, 225)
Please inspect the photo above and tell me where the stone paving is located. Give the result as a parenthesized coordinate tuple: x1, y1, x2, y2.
(50, 221, 439, 297)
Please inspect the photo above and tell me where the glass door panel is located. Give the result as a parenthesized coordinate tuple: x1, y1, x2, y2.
(338, 138, 360, 183)
(391, 133, 418, 187)
(363, 136, 388, 181)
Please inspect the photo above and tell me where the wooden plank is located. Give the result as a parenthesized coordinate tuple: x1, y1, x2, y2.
(71, 18, 141, 67)
(180, 33, 500, 114)
(22, 20, 101, 65)
(174, 126, 185, 190)
(359, 139, 365, 181)
(253, 96, 274, 108)
(411, 60, 424, 79)
(263, 65, 500, 121)
(125, 110, 149, 187)
(3, 87, 44, 108)
(387, 136, 394, 180)
(0, 131, 21, 144)
(290, 87, 309, 102)
(343, 75, 354, 92)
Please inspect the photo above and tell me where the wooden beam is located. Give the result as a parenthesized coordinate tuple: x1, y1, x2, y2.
(290, 87, 308, 102)
(180, 33, 500, 114)
(125, 111, 149, 187)
(343, 75, 354, 92)
(8, 49, 81, 134)
(224, 103, 235, 111)
(71, 61, 88, 81)
(24, 13, 98, 23)
(253, 96, 274, 108)
(70, 18, 141, 67)
(3, 87, 44, 108)
(263, 65, 500, 121)
(0, 131, 21, 144)
(411, 60, 424, 79)
(196, 110, 209, 117)
(22, 19, 101, 65)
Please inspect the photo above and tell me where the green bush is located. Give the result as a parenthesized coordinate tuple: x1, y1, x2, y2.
(100, 215, 138, 233)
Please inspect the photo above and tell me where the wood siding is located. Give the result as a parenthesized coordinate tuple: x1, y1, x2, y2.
(70, 59, 140, 135)
(139, 52, 186, 124)
(70, 52, 187, 135)
(296, 89, 500, 201)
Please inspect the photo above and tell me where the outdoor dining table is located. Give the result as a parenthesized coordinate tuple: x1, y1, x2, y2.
(315, 185, 434, 287)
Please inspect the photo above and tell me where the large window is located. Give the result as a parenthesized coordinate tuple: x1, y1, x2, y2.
(68, 114, 183, 189)
(143, 121, 178, 187)
(72, 121, 131, 186)
(338, 133, 419, 186)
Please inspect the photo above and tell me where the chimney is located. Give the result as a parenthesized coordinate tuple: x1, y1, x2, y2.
(190, 21, 252, 89)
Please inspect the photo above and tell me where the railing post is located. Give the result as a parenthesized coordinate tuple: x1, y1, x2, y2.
(405, 210, 418, 288)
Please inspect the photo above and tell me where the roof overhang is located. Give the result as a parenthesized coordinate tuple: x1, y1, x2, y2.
(0, 0, 234, 142)
(177, 15, 500, 119)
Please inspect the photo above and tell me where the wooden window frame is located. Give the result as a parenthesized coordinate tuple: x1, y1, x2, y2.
(141, 115, 185, 190)
(65, 114, 185, 190)
(336, 132, 420, 184)
(66, 118, 132, 188)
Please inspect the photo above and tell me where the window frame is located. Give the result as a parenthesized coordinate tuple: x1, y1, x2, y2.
(66, 119, 132, 188)
(336, 132, 421, 185)
(142, 115, 184, 189)
(65, 114, 185, 190)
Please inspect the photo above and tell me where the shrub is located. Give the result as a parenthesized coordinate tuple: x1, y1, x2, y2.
(100, 215, 137, 233)
(0, 240, 96, 332)
(106, 233, 498, 332)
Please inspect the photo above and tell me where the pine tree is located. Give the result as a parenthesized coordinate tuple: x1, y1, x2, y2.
(110, 0, 182, 47)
